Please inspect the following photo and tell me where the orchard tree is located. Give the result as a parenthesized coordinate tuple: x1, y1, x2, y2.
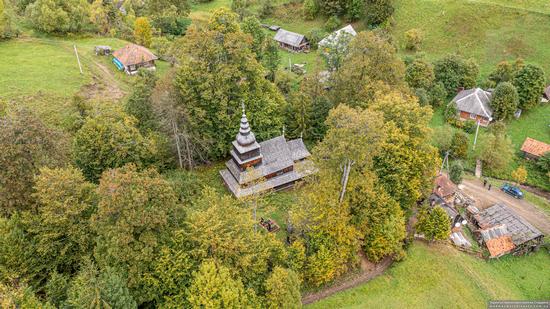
(405, 59, 434, 89)
(513, 64, 545, 111)
(434, 54, 479, 94)
(92, 165, 182, 304)
(174, 8, 285, 160)
(0, 108, 67, 215)
(134, 17, 152, 47)
(490, 82, 519, 121)
(416, 205, 451, 241)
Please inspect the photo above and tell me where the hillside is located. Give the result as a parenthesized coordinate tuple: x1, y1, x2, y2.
(309, 242, 550, 308)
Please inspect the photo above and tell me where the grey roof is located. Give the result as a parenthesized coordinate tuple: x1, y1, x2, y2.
(233, 112, 261, 155)
(452, 88, 493, 119)
(475, 203, 543, 245)
(287, 138, 311, 161)
(318, 24, 357, 48)
(274, 29, 306, 47)
(480, 225, 510, 241)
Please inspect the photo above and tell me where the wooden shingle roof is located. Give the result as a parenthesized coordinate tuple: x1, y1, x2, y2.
(113, 44, 158, 67)
(520, 138, 550, 158)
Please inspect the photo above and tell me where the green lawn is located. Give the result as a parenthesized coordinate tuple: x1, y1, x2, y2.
(507, 104, 550, 149)
(392, 0, 550, 76)
(309, 242, 550, 309)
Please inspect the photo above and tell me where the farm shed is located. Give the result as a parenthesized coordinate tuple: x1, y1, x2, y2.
(450, 88, 493, 126)
(219, 108, 316, 198)
(470, 204, 544, 258)
(520, 137, 550, 160)
(318, 24, 357, 49)
(112, 44, 158, 75)
(274, 29, 309, 52)
(433, 174, 457, 206)
(94, 45, 112, 56)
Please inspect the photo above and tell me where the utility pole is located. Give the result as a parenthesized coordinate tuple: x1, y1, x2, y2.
(73, 44, 83, 75)
(473, 120, 481, 150)
(439, 151, 450, 175)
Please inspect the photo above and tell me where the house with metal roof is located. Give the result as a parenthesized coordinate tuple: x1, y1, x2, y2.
(219, 107, 316, 198)
(450, 88, 493, 126)
(520, 137, 550, 160)
(273, 29, 309, 52)
(469, 203, 544, 258)
(318, 24, 357, 49)
(112, 44, 158, 75)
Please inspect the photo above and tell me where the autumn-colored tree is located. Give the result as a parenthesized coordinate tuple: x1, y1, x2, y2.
(0, 107, 67, 215)
(511, 166, 527, 185)
(364, 0, 394, 25)
(241, 16, 266, 61)
(475, 132, 513, 174)
(92, 165, 182, 304)
(173, 8, 285, 160)
(187, 260, 253, 308)
(0, 283, 54, 308)
(264, 267, 301, 309)
(26, 0, 91, 34)
(134, 17, 152, 47)
(89, 0, 109, 34)
(450, 131, 469, 159)
(26, 167, 97, 277)
(405, 59, 434, 89)
(416, 205, 451, 241)
(404, 28, 423, 51)
(434, 54, 479, 94)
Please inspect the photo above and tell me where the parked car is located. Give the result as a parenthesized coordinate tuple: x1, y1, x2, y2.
(501, 183, 524, 199)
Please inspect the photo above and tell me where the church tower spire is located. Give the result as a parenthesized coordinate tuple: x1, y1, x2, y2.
(230, 103, 263, 170)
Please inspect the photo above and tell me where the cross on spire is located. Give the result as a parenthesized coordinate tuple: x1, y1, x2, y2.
(241, 101, 246, 115)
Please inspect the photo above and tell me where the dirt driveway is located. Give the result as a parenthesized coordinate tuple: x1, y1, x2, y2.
(461, 179, 550, 235)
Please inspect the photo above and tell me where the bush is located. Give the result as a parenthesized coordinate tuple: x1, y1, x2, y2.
(449, 161, 464, 184)
(450, 131, 469, 159)
(462, 119, 477, 134)
(537, 152, 550, 173)
(324, 15, 341, 32)
(444, 103, 458, 123)
(364, 0, 394, 26)
(404, 28, 423, 51)
(429, 82, 447, 107)
(303, 0, 318, 20)
(414, 88, 430, 107)
(307, 28, 325, 51)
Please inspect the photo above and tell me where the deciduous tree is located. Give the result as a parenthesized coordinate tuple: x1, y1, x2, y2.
(264, 267, 301, 309)
(449, 161, 464, 184)
(434, 54, 479, 94)
(450, 131, 469, 159)
(405, 59, 434, 89)
(416, 205, 450, 241)
(364, 0, 394, 26)
(511, 166, 527, 185)
(134, 17, 152, 47)
(490, 82, 519, 121)
(513, 64, 545, 111)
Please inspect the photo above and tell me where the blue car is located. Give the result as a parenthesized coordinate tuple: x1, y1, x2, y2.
(501, 183, 524, 199)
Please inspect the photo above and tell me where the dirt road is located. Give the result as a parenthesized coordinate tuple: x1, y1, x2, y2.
(461, 179, 550, 235)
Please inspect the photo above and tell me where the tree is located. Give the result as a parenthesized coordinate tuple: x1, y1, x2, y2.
(264, 267, 301, 309)
(241, 16, 266, 61)
(318, 0, 347, 16)
(89, 0, 109, 34)
(405, 59, 434, 89)
(416, 205, 451, 241)
(475, 133, 514, 174)
(26, 167, 97, 277)
(173, 9, 285, 160)
(26, 0, 90, 34)
(0, 108, 67, 215)
(511, 166, 527, 185)
(490, 82, 519, 121)
(429, 82, 447, 107)
(364, 0, 394, 26)
(513, 64, 545, 111)
(450, 131, 469, 159)
(187, 260, 253, 308)
(65, 261, 136, 309)
(259, 0, 274, 18)
(92, 165, 182, 304)
(231, 0, 248, 19)
(262, 38, 280, 82)
(303, 0, 318, 20)
(432, 124, 454, 154)
(320, 31, 353, 72)
(537, 152, 550, 173)
(147, 0, 190, 16)
(434, 54, 479, 94)
(449, 161, 464, 184)
(125, 69, 159, 132)
(72, 113, 154, 182)
(134, 17, 152, 47)
(0, 283, 54, 308)
(488, 60, 515, 85)
(324, 15, 341, 32)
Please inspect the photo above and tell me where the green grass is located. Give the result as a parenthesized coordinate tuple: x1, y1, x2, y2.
(309, 242, 550, 308)
(392, 0, 550, 77)
(507, 104, 550, 149)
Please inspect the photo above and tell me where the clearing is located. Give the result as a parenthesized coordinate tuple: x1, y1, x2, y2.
(308, 241, 550, 308)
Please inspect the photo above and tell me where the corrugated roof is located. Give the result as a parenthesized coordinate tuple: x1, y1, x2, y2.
(452, 88, 493, 119)
(113, 44, 158, 67)
(433, 174, 456, 198)
(520, 138, 550, 158)
(274, 29, 306, 47)
(318, 24, 357, 47)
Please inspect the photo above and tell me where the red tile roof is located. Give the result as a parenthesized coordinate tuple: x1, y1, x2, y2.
(520, 138, 550, 158)
(433, 174, 457, 198)
(113, 44, 158, 67)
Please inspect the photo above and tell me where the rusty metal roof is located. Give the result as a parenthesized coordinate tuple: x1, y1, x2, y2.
(113, 44, 158, 67)
(520, 138, 550, 158)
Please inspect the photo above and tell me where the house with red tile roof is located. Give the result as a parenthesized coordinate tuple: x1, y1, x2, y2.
(520, 137, 550, 160)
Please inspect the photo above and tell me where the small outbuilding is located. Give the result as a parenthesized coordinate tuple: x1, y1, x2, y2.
(520, 137, 550, 160)
(433, 173, 457, 206)
(94, 45, 112, 56)
(318, 24, 357, 49)
(470, 203, 544, 258)
(450, 88, 493, 126)
(112, 44, 158, 75)
(274, 29, 309, 52)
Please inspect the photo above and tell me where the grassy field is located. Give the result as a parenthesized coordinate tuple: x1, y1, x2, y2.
(392, 0, 550, 76)
(309, 241, 550, 309)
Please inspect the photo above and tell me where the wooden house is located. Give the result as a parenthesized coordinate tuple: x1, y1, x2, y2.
(219, 107, 316, 198)
(112, 44, 158, 75)
(273, 29, 309, 52)
(520, 137, 550, 160)
(450, 88, 493, 126)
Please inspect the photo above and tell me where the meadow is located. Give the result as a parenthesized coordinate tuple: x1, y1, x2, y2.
(309, 241, 550, 309)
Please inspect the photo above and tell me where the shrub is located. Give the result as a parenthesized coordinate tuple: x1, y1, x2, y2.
(364, 0, 394, 26)
(404, 28, 423, 51)
(324, 15, 341, 32)
(511, 166, 527, 185)
(259, 0, 275, 18)
(449, 161, 464, 184)
(450, 131, 469, 159)
(416, 205, 451, 241)
(537, 152, 550, 173)
(414, 88, 430, 107)
(303, 0, 318, 20)
(307, 28, 325, 51)
(462, 119, 477, 134)
(444, 103, 458, 123)
(429, 82, 447, 107)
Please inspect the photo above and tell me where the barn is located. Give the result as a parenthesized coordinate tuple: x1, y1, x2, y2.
(112, 44, 158, 75)
(273, 29, 310, 52)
